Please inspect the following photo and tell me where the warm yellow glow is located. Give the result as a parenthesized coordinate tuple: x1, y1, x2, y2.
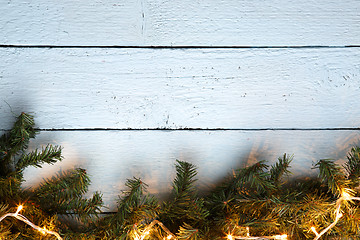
(0, 207, 63, 240)
(342, 191, 352, 200)
(14, 205, 23, 216)
(246, 226, 250, 237)
(166, 235, 172, 240)
(40, 227, 47, 235)
(271, 234, 288, 240)
(144, 230, 150, 235)
(311, 226, 318, 235)
(279, 234, 288, 240)
(227, 235, 234, 240)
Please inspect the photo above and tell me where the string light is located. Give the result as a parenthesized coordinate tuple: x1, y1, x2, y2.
(133, 220, 176, 240)
(3, 206, 285, 240)
(225, 225, 287, 240)
(14, 205, 23, 216)
(226, 234, 287, 240)
(310, 189, 360, 240)
(133, 218, 287, 240)
(0, 204, 63, 240)
(5, 192, 360, 240)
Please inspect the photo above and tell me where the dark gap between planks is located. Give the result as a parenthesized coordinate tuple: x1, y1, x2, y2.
(1, 128, 360, 132)
(0, 45, 359, 49)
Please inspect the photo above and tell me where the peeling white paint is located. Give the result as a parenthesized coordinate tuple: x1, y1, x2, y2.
(0, 0, 359, 208)
(0, 0, 359, 46)
(0, 48, 359, 130)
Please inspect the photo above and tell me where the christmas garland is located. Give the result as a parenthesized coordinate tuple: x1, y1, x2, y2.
(1, 113, 360, 240)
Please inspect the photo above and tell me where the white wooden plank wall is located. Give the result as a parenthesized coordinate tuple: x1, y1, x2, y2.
(1, 0, 359, 46)
(0, 0, 359, 209)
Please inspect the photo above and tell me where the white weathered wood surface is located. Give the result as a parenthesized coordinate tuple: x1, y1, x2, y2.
(20, 130, 360, 209)
(0, 0, 359, 210)
(0, 0, 359, 46)
(0, 48, 359, 130)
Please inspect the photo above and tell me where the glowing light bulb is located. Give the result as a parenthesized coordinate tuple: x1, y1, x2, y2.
(342, 191, 351, 200)
(167, 235, 172, 240)
(311, 226, 318, 236)
(273, 234, 287, 240)
(40, 227, 47, 235)
(280, 234, 288, 240)
(227, 235, 234, 240)
(14, 205, 23, 216)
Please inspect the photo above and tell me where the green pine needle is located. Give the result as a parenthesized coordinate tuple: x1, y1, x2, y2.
(270, 154, 292, 187)
(315, 159, 349, 196)
(177, 223, 201, 240)
(344, 146, 360, 187)
(16, 144, 62, 170)
(235, 161, 275, 194)
(161, 160, 209, 232)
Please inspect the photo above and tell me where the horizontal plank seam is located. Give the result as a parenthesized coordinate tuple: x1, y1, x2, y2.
(0, 45, 359, 49)
(1, 128, 360, 132)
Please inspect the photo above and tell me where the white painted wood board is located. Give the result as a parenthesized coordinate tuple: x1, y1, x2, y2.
(1, 0, 359, 46)
(19, 130, 360, 209)
(1, 48, 359, 130)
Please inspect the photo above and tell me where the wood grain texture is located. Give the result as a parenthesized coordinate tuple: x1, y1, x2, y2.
(19, 130, 360, 209)
(1, 48, 359, 130)
(0, 0, 359, 214)
(0, 0, 359, 46)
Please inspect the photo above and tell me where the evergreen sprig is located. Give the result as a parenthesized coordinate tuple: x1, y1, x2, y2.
(161, 160, 209, 238)
(269, 154, 292, 187)
(0, 112, 36, 176)
(116, 178, 159, 227)
(0, 112, 103, 239)
(95, 178, 159, 239)
(16, 144, 62, 170)
(315, 159, 348, 196)
(2, 113, 360, 240)
(35, 168, 103, 222)
(177, 223, 201, 240)
(344, 146, 360, 187)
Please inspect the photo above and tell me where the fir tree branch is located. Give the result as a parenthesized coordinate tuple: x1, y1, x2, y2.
(0, 204, 18, 239)
(315, 159, 349, 196)
(116, 178, 159, 224)
(16, 144, 62, 170)
(1, 112, 36, 156)
(96, 178, 159, 239)
(0, 174, 22, 200)
(177, 223, 201, 240)
(0, 113, 37, 176)
(70, 192, 103, 222)
(120, 177, 149, 209)
(172, 160, 198, 198)
(269, 154, 292, 187)
(0, 113, 104, 238)
(34, 168, 98, 215)
(344, 146, 360, 187)
(339, 210, 360, 237)
(162, 160, 209, 230)
(236, 161, 275, 194)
